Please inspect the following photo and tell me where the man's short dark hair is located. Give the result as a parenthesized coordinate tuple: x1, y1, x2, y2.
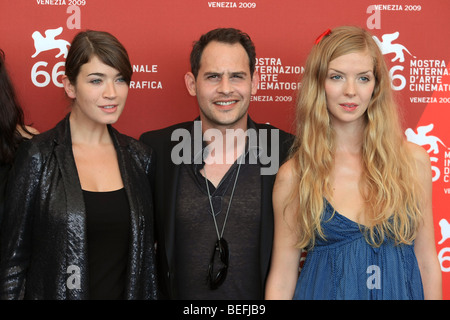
(189, 28, 256, 79)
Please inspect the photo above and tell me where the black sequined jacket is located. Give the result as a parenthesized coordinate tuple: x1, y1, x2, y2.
(0, 114, 158, 299)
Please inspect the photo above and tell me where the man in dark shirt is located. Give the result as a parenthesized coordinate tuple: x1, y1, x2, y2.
(140, 28, 293, 299)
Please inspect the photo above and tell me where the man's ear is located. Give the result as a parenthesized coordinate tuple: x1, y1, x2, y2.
(62, 75, 76, 99)
(184, 72, 197, 97)
(251, 70, 259, 95)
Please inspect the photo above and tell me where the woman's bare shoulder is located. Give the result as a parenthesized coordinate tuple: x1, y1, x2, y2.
(406, 141, 430, 167)
(277, 158, 297, 182)
(274, 158, 298, 197)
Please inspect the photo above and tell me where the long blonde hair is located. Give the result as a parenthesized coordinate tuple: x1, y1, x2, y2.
(288, 26, 422, 248)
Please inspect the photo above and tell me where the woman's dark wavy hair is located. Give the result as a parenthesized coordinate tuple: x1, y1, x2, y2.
(64, 30, 132, 85)
(0, 49, 32, 165)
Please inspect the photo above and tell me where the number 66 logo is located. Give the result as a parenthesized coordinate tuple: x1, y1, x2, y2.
(439, 248, 450, 272)
(31, 61, 65, 88)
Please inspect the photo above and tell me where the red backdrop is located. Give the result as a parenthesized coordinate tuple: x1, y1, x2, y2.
(1, 0, 449, 299)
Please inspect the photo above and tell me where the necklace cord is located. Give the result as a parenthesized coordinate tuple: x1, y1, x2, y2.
(204, 156, 243, 240)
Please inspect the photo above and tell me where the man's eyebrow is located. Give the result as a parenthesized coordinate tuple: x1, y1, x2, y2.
(230, 71, 247, 76)
(203, 71, 248, 76)
(203, 71, 222, 76)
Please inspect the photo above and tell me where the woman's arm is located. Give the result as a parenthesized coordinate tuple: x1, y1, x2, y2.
(265, 159, 302, 299)
(0, 140, 42, 299)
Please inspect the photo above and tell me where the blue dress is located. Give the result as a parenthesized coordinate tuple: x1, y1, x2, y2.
(293, 199, 424, 300)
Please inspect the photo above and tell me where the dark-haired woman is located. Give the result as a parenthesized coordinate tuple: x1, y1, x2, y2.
(0, 48, 38, 224)
(0, 31, 158, 300)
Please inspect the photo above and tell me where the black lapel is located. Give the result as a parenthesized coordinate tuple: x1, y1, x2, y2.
(53, 115, 88, 299)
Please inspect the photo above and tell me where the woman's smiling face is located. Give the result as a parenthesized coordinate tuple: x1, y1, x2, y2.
(64, 55, 129, 126)
(324, 50, 375, 128)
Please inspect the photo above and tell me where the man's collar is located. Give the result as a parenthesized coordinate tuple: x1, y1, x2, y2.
(189, 115, 260, 170)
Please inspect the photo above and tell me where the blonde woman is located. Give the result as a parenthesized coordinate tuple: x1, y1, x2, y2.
(265, 26, 441, 300)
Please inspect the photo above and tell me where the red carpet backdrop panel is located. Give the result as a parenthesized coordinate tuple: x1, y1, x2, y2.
(0, 0, 449, 299)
